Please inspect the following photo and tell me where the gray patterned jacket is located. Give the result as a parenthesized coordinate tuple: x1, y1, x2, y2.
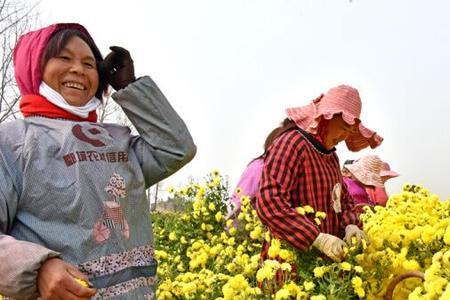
(0, 76, 196, 299)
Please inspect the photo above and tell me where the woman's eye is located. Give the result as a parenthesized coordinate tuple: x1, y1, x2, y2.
(84, 62, 95, 68)
(58, 56, 71, 61)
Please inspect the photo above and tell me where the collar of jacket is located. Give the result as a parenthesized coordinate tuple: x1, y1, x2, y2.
(297, 127, 335, 154)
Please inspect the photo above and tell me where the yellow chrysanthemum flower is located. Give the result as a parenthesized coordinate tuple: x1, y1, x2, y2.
(340, 262, 352, 271)
(313, 266, 327, 278)
(168, 232, 177, 241)
(274, 288, 290, 300)
(303, 280, 315, 291)
(74, 278, 89, 287)
(295, 207, 306, 215)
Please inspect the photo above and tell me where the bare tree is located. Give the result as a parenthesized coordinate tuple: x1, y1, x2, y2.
(148, 182, 163, 212)
(97, 95, 121, 123)
(98, 94, 138, 133)
(152, 182, 160, 211)
(0, 0, 38, 123)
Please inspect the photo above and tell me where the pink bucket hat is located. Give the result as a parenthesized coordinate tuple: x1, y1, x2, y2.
(286, 85, 383, 152)
(344, 155, 384, 187)
(380, 162, 399, 180)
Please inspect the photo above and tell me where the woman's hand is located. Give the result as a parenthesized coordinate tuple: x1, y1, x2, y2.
(37, 257, 96, 300)
(102, 46, 136, 90)
(344, 224, 368, 246)
(312, 233, 347, 262)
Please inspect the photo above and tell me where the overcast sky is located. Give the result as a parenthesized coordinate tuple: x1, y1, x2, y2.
(38, 0, 450, 199)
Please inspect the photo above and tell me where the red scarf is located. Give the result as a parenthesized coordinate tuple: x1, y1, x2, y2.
(20, 94, 97, 122)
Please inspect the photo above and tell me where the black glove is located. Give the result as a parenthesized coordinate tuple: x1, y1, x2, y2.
(102, 46, 136, 90)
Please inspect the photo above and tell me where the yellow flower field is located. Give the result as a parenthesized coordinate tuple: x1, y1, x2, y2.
(1, 173, 447, 299)
(153, 172, 450, 299)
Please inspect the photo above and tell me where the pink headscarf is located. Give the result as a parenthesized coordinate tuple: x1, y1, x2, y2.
(13, 23, 92, 96)
(286, 85, 383, 152)
(13, 23, 99, 122)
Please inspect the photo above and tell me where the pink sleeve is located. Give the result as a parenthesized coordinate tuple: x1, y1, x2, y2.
(227, 158, 264, 218)
(373, 187, 388, 206)
(343, 177, 359, 197)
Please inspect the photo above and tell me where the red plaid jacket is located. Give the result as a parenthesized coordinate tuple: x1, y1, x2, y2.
(256, 129, 361, 251)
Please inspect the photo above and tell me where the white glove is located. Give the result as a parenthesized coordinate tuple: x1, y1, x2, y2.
(312, 233, 347, 262)
(344, 224, 367, 246)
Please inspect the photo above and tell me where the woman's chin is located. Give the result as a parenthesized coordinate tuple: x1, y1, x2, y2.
(63, 96, 90, 107)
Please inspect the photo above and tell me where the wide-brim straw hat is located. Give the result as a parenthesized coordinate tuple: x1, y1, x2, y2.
(344, 155, 384, 187)
(286, 85, 383, 152)
(380, 162, 399, 180)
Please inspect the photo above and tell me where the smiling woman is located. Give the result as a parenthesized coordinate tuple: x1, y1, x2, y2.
(42, 36, 99, 106)
(0, 23, 196, 299)
(41, 28, 107, 101)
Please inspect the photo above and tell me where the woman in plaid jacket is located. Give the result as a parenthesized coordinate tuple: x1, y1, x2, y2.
(256, 85, 382, 262)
